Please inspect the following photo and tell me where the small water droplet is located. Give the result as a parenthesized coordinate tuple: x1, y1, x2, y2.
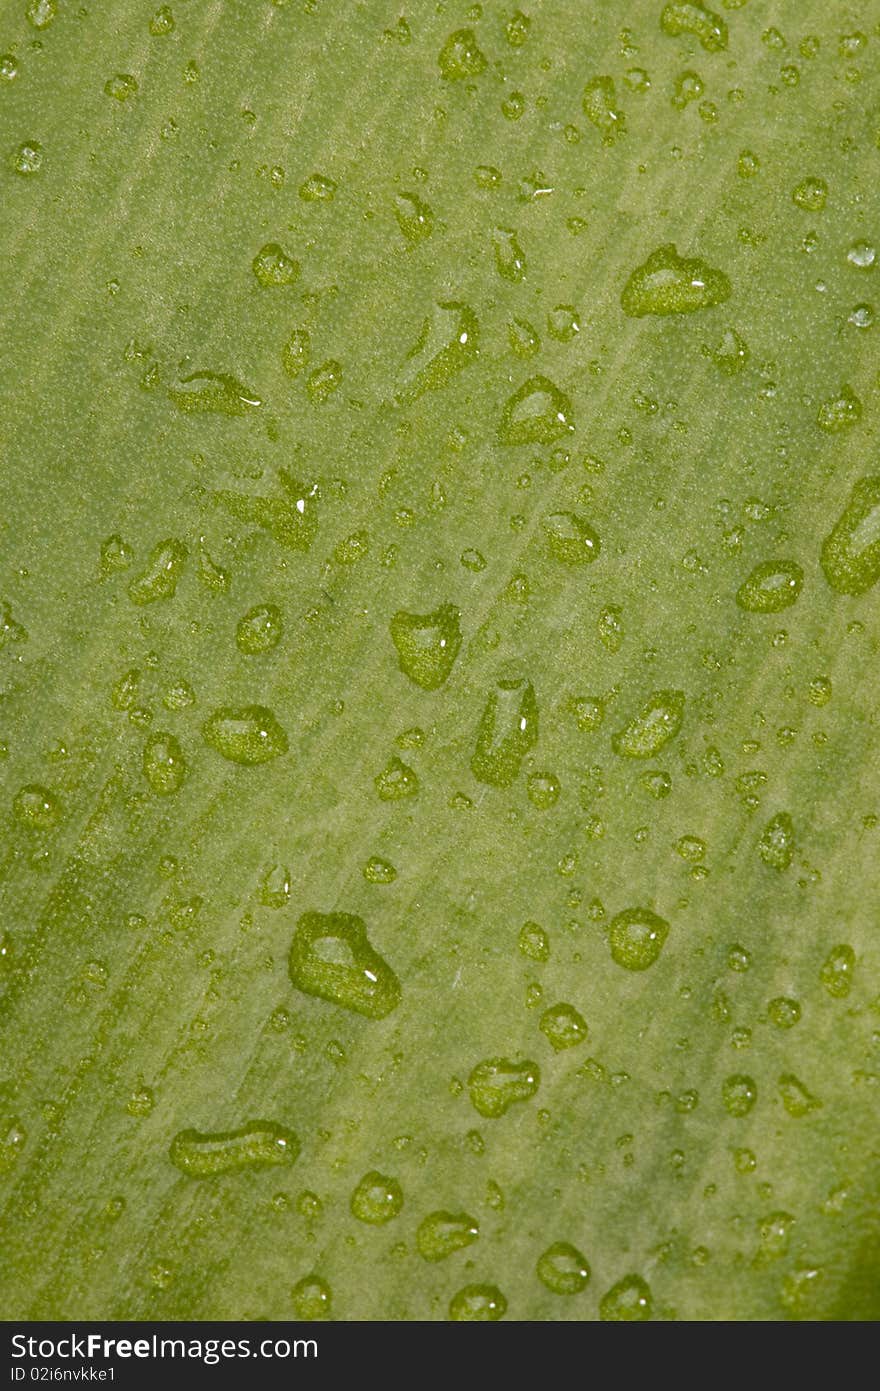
(609, 907, 669, 971)
(468, 1058, 540, 1118)
(236, 604, 283, 655)
(539, 1003, 588, 1051)
(537, 1242, 590, 1294)
(416, 1210, 479, 1261)
(722, 1074, 757, 1116)
(375, 756, 419, 800)
(252, 242, 300, 287)
(518, 921, 550, 962)
(350, 1170, 403, 1224)
(499, 375, 574, 445)
(599, 1273, 652, 1320)
(448, 1284, 506, 1320)
(612, 690, 684, 758)
(202, 705, 288, 765)
(758, 812, 795, 870)
(169, 371, 261, 416)
(820, 944, 855, 999)
(736, 561, 803, 612)
(291, 1274, 332, 1320)
(13, 783, 61, 830)
(438, 29, 487, 81)
(288, 911, 401, 1018)
(582, 76, 625, 143)
(143, 732, 186, 795)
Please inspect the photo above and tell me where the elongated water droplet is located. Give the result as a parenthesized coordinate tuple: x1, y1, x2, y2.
(306, 360, 343, 403)
(499, 375, 574, 445)
(541, 512, 600, 565)
(13, 783, 61, 829)
(599, 1273, 652, 1321)
(252, 242, 300, 287)
(143, 732, 186, 794)
(711, 326, 749, 373)
(216, 471, 316, 551)
(128, 539, 187, 604)
(509, 317, 540, 358)
(537, 1242, 590, 1294)
(737, 561, 803, 612)
(438, 29, 486, 80)
(350, 1170, 403, 1223)
(468, 1058, 540, 1117)
(779, 1073, 821, 1118)
(291, 1275, 332, 1320)
(449, 1285, 506, 1320)
(471, 678, 538, 788)
(539, 1003, 588, 1051)
(389, 603, 462, 689)
(660, 3, 727, 51)
(612, 690, 684, 758)
(1, 600, 28, 649)
(722, 1074, 757, 1116)
(396, 301, 479, 402)
(288, 911, 401, 1018)
(236, 604, 283, 655)
(394, 191, 434, 243)
(622, 244, 731, 316)
(492, 227, 526, 281)
(609, 907, 669, 970)
(582, 76, 625, 143)
(417, 1210, 479, 1261)
(281, 329, 310, 379)
(820, 944, 855, 998)
(169, 1122, 299, 1177)
(759, 812, 794, 870)
(820, 477, 880, 593)
(519, 921, 550, 962)
(202, 705, 288, 765)
(363, 855, 397, 884)
(169, 371, 261, 416)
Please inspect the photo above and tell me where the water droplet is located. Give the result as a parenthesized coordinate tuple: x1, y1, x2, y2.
(527, 771, 560, 809)
(301, 360, 342, 406)
(820, 477, 880, 594)
(448, 1284, 506, 1320)
(299, 172, 336, 202)
(396, 301, 479, 402)
(736, 561, 803, 612)
(768, 996, 801, 1029)
(362, 856, 397, 884)
(506, 10, 531, 46)
(0, 1118, 27, 1172)
(0, 54, 19, 81)
(847, 241, 876, 268)
(438, 29, 486, 80)
(216, 471, 316, 550)
(236, 604, 283, 655)
(291, 1274, 332, 1320)
(149, 5, 175, 35)
(471, 678, 538, 788)
(105, 73, 138, 101)
(27, 0, 55, 28)
(389, 603, 462, 689)
(288, 911, 401, 1019)
(375, 755, 419, 800)
(143, 732, 186, 795)
(259, 862, 291, 908)
(609, 907, 669, 971)
(722, 1074, 757, 1116)
(612, 690, 684, 758)
(518, 921, 550, 962)
(416, 1210, 479, 1261)
(468, 1058, 540, 1117)
(252, 242, 300, 287)
(599, 1273, 652, 1320)
(0, 601, 27, 650)
(350, 1170, 403, 1223)
(127, 538, 187, 604)
(817, 384, 861, 433)
(820, 944, 855, 999)
(539, 1003, 588, 1051)
(622, 244, 731, 316)
(394, 191, 434, 243)
(541, 512, 600, 565)
(169, 371, 261, 416)
(13, 783, 61, 830)
(169, 1122, 299, 1177)
(660, 3, 727, 51)
(547, 305, 581, 342)
(202, 706, 288, 765)
(792, 177, 827, 212)
(672, 69, 704, 109)
(537, 1242, 590, 1294)
(492, 226, 526, 282)
(759, 812, 794, 870)
(499, 375, 574, 445)
(778, 1073, 821, 1118)
(281, 329, 310, 379)
(12, 141, 43, 176)
(508, 317, 540, 358)
(582, 76, 625, 143)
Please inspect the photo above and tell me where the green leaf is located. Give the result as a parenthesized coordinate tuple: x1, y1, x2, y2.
(1, 0, 878, 1323)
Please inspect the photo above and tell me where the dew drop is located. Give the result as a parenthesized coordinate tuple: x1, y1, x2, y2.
(736, 561, 803, 612)
(820, 944, 855, 999)
(143, 732, 186, 795)
(471, 678, 538, 788)
(236, 604, 283, 655)
(492, 226, 526, 282)
(541, 512, 600, 565)
(105, 73, 138, 101)
(817, 385, 861, 433)
(792, 177, 828, 212)
(416, 1210, 479, 1261)
(612, 690, 684, 758)
(394, 191, 434, 243)
(288, 910, 401, 1019)
(468, 1057, 540, 1118)
(252, 242, 300, 287)
(449, 1284, 506, 1321)
(169, 371, 261, 416)
(759, 812, 794, 870)
(622, 244, 731, 316)
(539, 1003, 588, 1052)
(820, 477, 880, 593)
(609, 907, 669, 971)
(169, 1122, 300, 1177)
(281, 330, 310, 379)
(350, 1170, 403, 1224)
(499, 375, 574, 445)
(202, 706, 288, 765)
(722, 1074, 757, 1116)
(389, 603, 462, 689)
(660, 3, 727, 52)
(778, 1073, 821, 1118)
(13, 783, 61, 830)
(438, 29, 487, 81)
(375, 756, 419, 800)
(518, 921, 550, 962)
(396, 301, 479, 403)
(582, 76, 625, 143)
(536, 1242, 590, 1294)
(291, 1274, 332, 1320)
(599, 1273, 652, 1320)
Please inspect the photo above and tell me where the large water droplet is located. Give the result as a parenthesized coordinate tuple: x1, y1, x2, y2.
(541, 512, 600, 565)
(736, 561, 803, 612)
(622, 244, 731, 316)
(820, 477, 880, 594)
(291, 1274, 332, 1320)
(582, 76, 625, 143)
(499, 375, 574, 445)
(350, 1170, 403, 1223)
(448, 1284, 506, 1320)
(252, 242, 300, 287)
(416, 1210, 479, 1261)
(722, 1074, 757, 1116)
(216, 470, 317, 551)
(375, 756, 419, 800)
(539, 1003, 588, 1051)
(438, 29, 486, 80)
(759, 812, 794, 870)
(537, 1242, 590, 1294)
(128, 539, 187, 604)
(468, 1058, 540, 1117)
(169, 371, 261, 416)
(660, 3, 727, 51)
(169, 1122, 299, 1177)
(396, 301, 479, 403)
(288, 911, 401, 1018)
(389, 603, 462, 689)
(612, 690, 684, 758)
(599, 1273, 652, 1320)
(609, 907, 669, 970)
(471, 678, 538, 787)
(236, 604, 284, 655)
(202, 706, 288, 765)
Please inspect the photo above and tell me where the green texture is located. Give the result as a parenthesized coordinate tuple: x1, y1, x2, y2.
(0, 0, 879, 1323)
